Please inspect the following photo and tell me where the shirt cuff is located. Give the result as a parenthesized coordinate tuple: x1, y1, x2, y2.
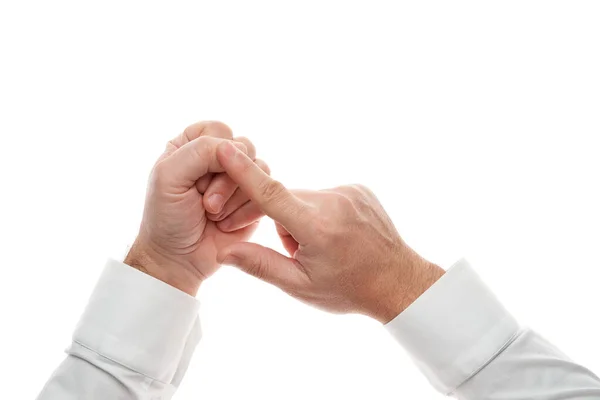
(71, 259, 201, 384)
(385, 258, 520, 394)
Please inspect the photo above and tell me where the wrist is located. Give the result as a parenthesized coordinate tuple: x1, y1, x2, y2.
(368, 251, 445, 324)
(124, 238, 203, 296)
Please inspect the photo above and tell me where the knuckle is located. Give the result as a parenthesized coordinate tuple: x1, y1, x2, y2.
(204, 121, 233, 138)
(150, 161, 169, 186)
(336, 184, 375, 209)
(341, 184, 366, 197)
(182, 124, 198, 142)
(312, 217, 330, 238)
(184, 121, 232, 141)
(165, 140, 178, 152)
(352, 183, 371, 194)
(310, 193, 355, 241)
(246, 257, 267, 281)
(356, 184, 375, 200)
(258, 179, 285, 203)
(211, 210, 228, 221)
(192, 136, 212, 158)
(332, 191, 354, 209)
(214, 174, 234, 190)
(206, 212, 219, 221)
(234, 136, 255, 154)
(311, 206, 336, 237)
(256, 159, 271, 175)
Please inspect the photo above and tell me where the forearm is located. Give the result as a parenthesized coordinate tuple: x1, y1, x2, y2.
(37, 260, 202, 400)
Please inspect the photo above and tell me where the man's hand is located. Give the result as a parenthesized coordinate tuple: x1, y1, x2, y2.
(214, 141, 444, 323)
(125, 121, 269, 296)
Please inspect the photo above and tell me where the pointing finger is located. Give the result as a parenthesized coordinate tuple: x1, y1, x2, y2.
(216, 142, 312, 237)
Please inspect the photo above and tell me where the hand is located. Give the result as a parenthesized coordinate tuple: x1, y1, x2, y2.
(125, 121, 269, 296)
(214, 141, 444, 323)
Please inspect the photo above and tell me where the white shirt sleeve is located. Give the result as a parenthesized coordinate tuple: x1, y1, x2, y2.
(386, 258, 600, 399)
(36, 259, 202, 400)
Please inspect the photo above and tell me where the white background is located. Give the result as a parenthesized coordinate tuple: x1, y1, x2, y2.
(1, 1, 599, 398)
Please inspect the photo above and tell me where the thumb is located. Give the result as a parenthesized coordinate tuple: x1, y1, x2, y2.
(218, 242, 307, 289)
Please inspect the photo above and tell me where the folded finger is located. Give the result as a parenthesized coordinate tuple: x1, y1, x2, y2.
(216, 201, 265, 233)
(157, 137, 247, 192)
(206, 159, 271, 217)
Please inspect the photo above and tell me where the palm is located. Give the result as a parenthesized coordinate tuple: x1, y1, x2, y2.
(194, 220, 257, 277)
(144, 186, 257, 280)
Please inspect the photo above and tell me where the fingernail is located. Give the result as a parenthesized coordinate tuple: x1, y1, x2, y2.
(207, 194, 224, 213)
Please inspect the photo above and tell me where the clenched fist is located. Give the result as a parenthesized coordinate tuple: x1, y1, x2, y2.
(215, 141, 444, 323)
(125, 121, 269, 296)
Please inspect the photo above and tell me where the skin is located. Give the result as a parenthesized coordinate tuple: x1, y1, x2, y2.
(124, 121, 269, 296)
(126, 122, 443, 323)
(214, 141, 445, 323)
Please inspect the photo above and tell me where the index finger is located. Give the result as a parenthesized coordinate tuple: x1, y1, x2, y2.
(157, 137, 247, 192)
(216, 141, 311, 236)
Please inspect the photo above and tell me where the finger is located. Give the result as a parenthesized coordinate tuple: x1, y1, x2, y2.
(216, 142, 311, 235)
(206, 188, 248, 221)
(218, 242, 307, 288)
(233, 136, 256, 160)
(195, 173, 214, 193)
(159, 121, 234, 163)
(214, 178, 303, 234)
(206, 159, 271, 218)
(275, 222, 299, 256)
(170, 121, 233, 149)
(203, 174, 240, 213)
(217, 201, 264, 233)
(188, 124, 238, 194)
(160, 121, 235, 184)
(224, 220, 260, 243)
(157, 137, 247, 191)
(202, 138, 259, 212)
